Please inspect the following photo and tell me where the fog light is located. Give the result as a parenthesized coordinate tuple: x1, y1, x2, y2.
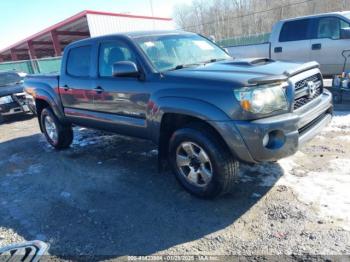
(262, 133, 269, 147)
(263, 130, 286, 149)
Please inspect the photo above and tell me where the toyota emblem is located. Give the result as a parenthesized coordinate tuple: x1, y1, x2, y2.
(307, 81, 316, 98)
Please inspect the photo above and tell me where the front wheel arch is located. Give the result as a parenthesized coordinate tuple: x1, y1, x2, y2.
(157, 113, 234, 172)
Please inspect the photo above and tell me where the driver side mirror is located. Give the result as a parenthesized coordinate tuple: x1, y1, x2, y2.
(340, 28, 350, 39)
(112, 61, 139, 78)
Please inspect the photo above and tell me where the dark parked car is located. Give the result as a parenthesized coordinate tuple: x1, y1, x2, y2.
(24, 31, 333, 198)
(0, 71, 30, 123)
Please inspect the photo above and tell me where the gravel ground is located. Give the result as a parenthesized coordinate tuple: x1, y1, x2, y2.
(0, 113, 349, 261)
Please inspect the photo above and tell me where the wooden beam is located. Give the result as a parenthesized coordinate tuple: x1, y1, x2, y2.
(13, 49, 29, 52)
(10, 49, 18, 61)
(51, 31, 62, 56)
(36, 48, 55, 51)
(31, 40, 70, 45)
(27, 41, 37, 59)
(55, 30, 90, 36)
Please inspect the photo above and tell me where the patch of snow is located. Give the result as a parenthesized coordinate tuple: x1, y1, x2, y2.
(337, 136, 350, 142)
(323, 112, 350, 132)
(27, 164, 42, 175)
(251, 193, 262, 198)
(140, 149, 158, 157)
(278, 158, 350, 230)
(60, 191, 71, 199)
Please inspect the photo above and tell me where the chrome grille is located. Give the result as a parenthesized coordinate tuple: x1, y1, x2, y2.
(294, 73, 323, 110)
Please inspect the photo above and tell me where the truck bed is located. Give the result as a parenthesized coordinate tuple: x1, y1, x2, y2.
(25, 74, 59, 90)
(226, 42, 271, 59)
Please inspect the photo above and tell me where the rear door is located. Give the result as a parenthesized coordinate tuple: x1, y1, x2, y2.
(271, 19, 312, 63)
(310, 16, 350, 76)
(59, 44, 96, 112)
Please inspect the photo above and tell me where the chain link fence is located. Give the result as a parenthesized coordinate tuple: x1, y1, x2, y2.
(217, 33, 271, 47)
(0, 57, 61, 74)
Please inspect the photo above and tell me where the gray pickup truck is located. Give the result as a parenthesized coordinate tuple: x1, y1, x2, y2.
(24, 31, 333, 198)
(227, 11, 350, 76)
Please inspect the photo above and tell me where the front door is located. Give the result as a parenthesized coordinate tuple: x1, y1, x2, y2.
(93, 40, 150, 137)
(310, 16, 350, 76)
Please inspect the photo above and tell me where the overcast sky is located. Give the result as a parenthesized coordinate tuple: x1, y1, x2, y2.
(0, 0, 189, 50)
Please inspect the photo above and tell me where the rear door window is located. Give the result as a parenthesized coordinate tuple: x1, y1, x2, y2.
(279, 19, 311, 42)
(66, 46, 91, 77)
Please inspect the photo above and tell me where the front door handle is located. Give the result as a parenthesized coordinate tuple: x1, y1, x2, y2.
(63, 85, 71, 91)
(94, 86, 104, 94)
(274, 47, 282, 53)
(312, 43, 322, 50)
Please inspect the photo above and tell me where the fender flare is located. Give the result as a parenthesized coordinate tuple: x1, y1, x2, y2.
(148, 96, 231, 143)
(148, 96, 255, 163)
(24, 78, 66, 123)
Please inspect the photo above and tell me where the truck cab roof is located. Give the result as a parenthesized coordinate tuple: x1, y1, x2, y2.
(280, 11, 350, 22)
(66, 30, 193, 48)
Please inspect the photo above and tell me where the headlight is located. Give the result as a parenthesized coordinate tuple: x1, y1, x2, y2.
(234, 83, 288, 114)
(0, 96, 14, 105)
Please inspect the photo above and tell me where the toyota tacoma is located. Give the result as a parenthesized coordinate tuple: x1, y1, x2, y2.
(24, 31, 333, 198)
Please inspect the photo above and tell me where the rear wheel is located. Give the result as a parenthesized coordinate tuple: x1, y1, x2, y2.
(169, 123, 239, 198)
(40, 108, 73, 149)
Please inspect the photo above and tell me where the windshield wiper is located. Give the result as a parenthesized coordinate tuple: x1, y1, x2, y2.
(166, 63, 203, 71)
(166, 59, 227, 72)
(202, 58, 227, 64)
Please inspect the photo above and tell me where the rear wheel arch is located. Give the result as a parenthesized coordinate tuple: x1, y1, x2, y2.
(40, 107, 73, 150)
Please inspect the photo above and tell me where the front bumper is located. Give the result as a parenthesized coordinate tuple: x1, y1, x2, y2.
(0, 93, 30, 116)
(219, 90, 333, 163)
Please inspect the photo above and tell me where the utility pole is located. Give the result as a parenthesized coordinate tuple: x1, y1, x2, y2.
(149, 0, 156, 30)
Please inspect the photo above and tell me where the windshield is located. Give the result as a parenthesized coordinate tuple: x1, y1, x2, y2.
(135, 33, 231, 72)
(0, 72, 22, 87)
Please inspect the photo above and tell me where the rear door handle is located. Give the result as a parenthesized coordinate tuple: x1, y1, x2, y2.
(94, 86, 104, 94)
(274, 47, 282, 53)
(312, 43, 322, 50)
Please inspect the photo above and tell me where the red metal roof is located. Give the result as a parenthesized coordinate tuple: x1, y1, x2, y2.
(0, 10, 172, 57)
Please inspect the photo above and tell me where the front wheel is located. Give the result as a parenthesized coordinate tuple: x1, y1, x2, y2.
(168, 123, 239, 198)
(40, 108, 73, 150)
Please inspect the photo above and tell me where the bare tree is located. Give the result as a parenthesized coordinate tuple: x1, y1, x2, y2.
(173, 0, 350, 44)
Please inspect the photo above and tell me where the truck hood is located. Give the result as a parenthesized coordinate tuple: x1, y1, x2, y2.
(0, 83, 24, 97)
(163, 58, 319, 86)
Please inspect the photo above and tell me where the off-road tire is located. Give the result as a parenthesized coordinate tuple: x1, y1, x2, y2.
(168, 123, 239, 198)
(40, 108, 73, 150)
